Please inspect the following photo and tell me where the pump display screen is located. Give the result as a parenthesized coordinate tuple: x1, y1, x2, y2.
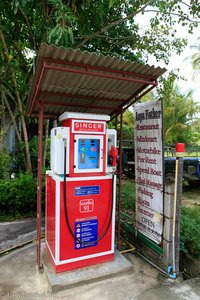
(78, 139, 100, 169)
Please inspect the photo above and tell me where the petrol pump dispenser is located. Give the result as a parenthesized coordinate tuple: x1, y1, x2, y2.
(46, 112, 117, 273)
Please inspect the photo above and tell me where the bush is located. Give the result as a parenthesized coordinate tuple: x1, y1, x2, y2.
(0, 173, 38, 219)
(12, 136, 50, 175)
(181, 207, 200, 259)
(120, 179, 136, 211)
(0, 151, 11, 179)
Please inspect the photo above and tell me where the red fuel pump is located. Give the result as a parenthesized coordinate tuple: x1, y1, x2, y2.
(46, 112, 117, 273)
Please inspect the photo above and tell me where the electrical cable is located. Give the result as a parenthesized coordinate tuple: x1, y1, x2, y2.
(63, 138, 114, 246)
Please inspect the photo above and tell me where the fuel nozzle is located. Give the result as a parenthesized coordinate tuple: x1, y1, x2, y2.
(110, 145, 118, 172)
(63, 137, 67, 146)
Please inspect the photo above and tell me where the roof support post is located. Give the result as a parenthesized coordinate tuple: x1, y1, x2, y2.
(37, 101, 44, 270)
(29, 64, 45, 117)
(114, 114, 118, 131)
(117, 110, 123, 250)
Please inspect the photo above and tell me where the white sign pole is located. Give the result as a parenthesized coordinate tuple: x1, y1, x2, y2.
(134, 99, 163, 244)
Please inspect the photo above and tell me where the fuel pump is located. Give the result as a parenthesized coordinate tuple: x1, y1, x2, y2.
(46, 112, 117, 273)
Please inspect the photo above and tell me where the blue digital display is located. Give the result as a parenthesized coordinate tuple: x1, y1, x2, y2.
(78, 139, 99, 169)
(74, 219, 98, 249)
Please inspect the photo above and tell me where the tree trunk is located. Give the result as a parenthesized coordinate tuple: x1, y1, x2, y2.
(0, 132, 5, 152)
(0, 26, 32, 174)
(2, 92, 22, 144)
(0, 94, 11, 152)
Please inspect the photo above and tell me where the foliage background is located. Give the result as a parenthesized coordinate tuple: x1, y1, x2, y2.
(0, 0, 200, 263)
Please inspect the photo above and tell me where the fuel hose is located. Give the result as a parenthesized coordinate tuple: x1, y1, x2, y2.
(63, 138, 114, 246)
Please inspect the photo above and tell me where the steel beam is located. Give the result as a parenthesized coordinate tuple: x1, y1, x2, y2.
(44, 63, 157, 86)
(29, 64, 45, 117)
(42, 100, 114, 111)
(44, 58, 157, 81)
(40, 91, 124, 103)
(117, 111, 123, 250)
(37, 101, 43, 270)
(122, 83, 158, 114)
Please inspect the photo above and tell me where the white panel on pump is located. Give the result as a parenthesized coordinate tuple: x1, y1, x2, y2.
(59, 112, 110, 122)
(106, 129, 117, 173)
(51, 127, 70, 175)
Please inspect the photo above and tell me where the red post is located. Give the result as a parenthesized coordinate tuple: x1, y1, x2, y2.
(117, 111, 123, 249)
(37, 102, 44, 270)
(176, 143, 185, 156)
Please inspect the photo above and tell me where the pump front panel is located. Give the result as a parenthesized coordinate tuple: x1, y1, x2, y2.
(59, 177, 114, 262)
(69, 120, 106, 177)
(46, 174, 116, 272)
(46, 112, 117, 273)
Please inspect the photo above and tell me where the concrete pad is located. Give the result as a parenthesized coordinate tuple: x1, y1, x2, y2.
(1, 243, 200, 300)
(42, 245, 133, 292)
(135, 278, 200, 300)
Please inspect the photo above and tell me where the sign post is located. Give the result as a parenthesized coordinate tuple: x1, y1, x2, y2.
(168, 143, 184, 278)
(134, 99, 164, 244)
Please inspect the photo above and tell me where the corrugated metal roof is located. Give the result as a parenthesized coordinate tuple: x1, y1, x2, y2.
(26, 43, 166, 119)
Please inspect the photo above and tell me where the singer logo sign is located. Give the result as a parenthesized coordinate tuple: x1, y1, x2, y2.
(72, 120, 105, 134)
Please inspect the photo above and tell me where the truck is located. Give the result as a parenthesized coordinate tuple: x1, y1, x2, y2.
(164, 145, 200, 187)
(120, 141, 200, 187)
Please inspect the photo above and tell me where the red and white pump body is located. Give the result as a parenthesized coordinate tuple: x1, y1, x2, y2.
(46, 112, 117, 273)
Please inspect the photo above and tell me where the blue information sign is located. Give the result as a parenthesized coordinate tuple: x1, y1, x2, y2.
(74, 185, 100, 196)
(74, 219, 98, 250)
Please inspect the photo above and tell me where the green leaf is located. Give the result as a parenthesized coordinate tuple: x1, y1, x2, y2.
(68, 27, 74, 45)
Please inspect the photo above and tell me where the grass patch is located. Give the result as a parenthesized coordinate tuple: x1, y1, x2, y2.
(181, 206, 200, 259)
(182, 187, 200, 202)
(119, 179, 135, 211)
(119, 178, 200, 259)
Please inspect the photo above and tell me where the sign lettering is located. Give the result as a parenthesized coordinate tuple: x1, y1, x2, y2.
(79, 199, 94, 213)
(134, 99, 163, 244)
(72, 120, 105, 133)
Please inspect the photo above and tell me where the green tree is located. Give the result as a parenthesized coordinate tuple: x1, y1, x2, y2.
(190, 118, 200, 146)
(190, 37, 200, 79)
(0, 0, 200, 171)
(122, 109, 134, 140)
(156, 73, 200, 144)
(108, 109, 134, 140)
(0, 27, 32, 173)
(1, 1, 199, 62)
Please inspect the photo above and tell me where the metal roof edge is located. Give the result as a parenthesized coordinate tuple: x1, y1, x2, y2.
(38, 43, 167, 73)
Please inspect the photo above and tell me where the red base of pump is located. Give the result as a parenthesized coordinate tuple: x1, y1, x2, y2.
(45, 172, 116, 274)
(46, 245, 114, 273)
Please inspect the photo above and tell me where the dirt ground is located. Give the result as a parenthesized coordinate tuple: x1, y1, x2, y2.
(182, 186, 200, 208)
